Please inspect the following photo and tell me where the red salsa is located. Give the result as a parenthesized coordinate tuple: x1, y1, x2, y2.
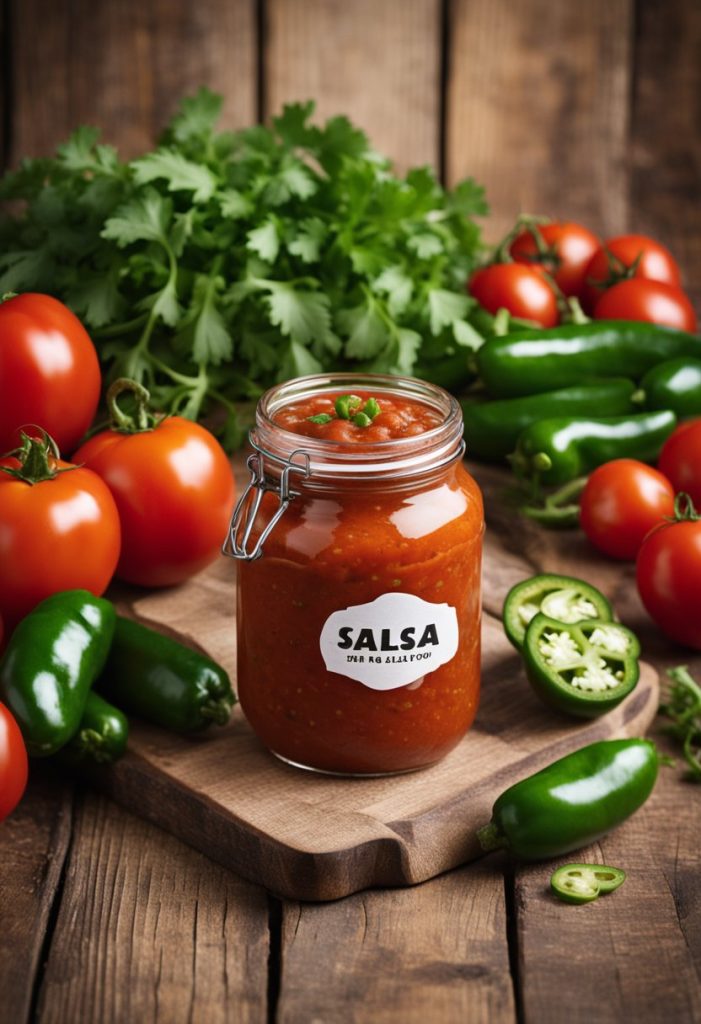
(232, 376, 484, 776)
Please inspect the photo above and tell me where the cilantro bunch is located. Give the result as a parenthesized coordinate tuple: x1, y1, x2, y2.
(0, 90, 487, 447)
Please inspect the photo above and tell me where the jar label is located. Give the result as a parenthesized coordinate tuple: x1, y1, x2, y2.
(319, 592, 459, 691)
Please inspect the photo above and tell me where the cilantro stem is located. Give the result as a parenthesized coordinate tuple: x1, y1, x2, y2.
(93, 313, 149, 339)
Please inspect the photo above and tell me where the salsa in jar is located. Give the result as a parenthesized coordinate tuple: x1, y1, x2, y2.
(226, 375, 484, 775)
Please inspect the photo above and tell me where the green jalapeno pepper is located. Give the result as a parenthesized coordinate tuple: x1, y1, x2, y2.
(523, 614, 640, 718)
(640, 357, 701, 419)
(96, 616, 235, 733)
(0, 590, 116, 756)
(477, 738, 659, 860)
(59, 691, 129, 765)
(477, 321, 701, 398)
(511, 410, 677, 485)
(550, 863, 626, 905)
(503, 573, 614, 650)
(461, 379, 637, 462)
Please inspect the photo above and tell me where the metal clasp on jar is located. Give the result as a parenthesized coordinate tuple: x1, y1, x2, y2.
(222, 439, 311, 562)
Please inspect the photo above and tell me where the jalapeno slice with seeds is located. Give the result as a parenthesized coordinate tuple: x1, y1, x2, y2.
(503, 573, 614, 650)
(551, 863, 626, 904)
(524, 614, 640, 718)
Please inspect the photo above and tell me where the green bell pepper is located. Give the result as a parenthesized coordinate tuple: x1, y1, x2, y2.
(0, 590, 116, 756)
(523, 614, 640, 718)
(477, 738, 659, 860)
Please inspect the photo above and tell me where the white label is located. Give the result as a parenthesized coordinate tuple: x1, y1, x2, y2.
(319, 592, 459, 691)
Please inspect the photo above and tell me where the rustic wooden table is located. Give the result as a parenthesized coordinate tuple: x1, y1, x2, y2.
(2, 459, 701, 1024)
(2, 1, 700, 1019)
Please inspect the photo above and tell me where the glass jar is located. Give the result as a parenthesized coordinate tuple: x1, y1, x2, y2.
(225, 374, 484, 776)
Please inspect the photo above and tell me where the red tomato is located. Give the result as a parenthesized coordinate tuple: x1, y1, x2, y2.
(636, 496, 701, 649)
(581, 234, 682, 312)
(579, 459, 675, 560)
(0, 703, 28, 821)
(593, 279, 698, 333)
(74, 418, 236, 587)
(468, 264, 559, 327)
(510, 221, 601, 298)
(658, 419, 701, 509)
(0, 443, 120, 634)
(0, 294, 101, 456)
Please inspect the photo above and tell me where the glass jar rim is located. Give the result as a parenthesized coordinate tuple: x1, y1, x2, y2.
(251, 373, 464, 480)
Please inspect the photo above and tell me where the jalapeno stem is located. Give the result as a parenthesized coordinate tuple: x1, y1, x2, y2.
(476, 822, 508, 853)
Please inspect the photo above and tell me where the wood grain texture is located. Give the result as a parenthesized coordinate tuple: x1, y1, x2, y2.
(35, 792, 269, 1024)
(445, 0, 633, 239)
(8, 0, 257, 163)
(278, 862, 516, 1024)
(264, 0, 442, 172)
(514, 734, 701, 1023)
(0, 767, 73, 1024)
(631, 0, 701, 311)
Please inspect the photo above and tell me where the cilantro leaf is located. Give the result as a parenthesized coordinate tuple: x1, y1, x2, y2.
(447, 178, 489, 218)
(218, 189, 253, 219)
(0, 249, 53, 292)
(407, 233, 444, 259)
(182, 274, 232, 365)
(247, 220, 280, 263)
(131, 149, 217, 203)
(287, 217, 327, 263)
(428, 289, 471, 335)
(264, 282, 334, 347)
(165, 87, 223, 145)
(272, 102, 320, 149)
(102, 189, 173, 246)
(337, 301, 389, 359)
(373, 266, 413, 316)
(278, 339, 324, 380)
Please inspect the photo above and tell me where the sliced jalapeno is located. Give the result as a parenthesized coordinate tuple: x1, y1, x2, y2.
(551, 863, 626, 904)
(503, 573, 613, 650)
(523, 614, 640, 718)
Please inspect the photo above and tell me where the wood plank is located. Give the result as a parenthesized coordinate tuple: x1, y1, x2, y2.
(8, 0, 257, 163)
(35, 792, 269, 1024)
(514, 730, 701, 1023)
(278, 862, 516, 1024)
(445, 0, 633, 239)
(264, 0, 442, 172)
(630, 0, 701, 310)
(0, 766, 73, 1024)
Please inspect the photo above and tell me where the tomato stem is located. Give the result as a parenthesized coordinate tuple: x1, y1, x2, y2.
(0, 430, 75, 485)
(672, 492, 700, 522)
(106, 378, 156, 433)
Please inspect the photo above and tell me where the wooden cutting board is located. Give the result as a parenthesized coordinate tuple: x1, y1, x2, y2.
(97, 461, 660, 902)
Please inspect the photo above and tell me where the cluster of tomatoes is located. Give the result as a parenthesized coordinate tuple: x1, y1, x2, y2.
(0, 292, 237, 822)
(579, 420, 701, 650)
(469, 221, 697, 333)
(0, 293, 236, 640)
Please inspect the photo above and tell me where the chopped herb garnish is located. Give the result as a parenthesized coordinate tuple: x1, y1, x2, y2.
(363, 397, 381, 420)
(307, 413, 333, 425)
(352, 412, 372, 427)
(335, 394, 362, 420)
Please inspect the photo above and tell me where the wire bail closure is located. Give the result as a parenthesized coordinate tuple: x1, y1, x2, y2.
(222, 440, 311, 562)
